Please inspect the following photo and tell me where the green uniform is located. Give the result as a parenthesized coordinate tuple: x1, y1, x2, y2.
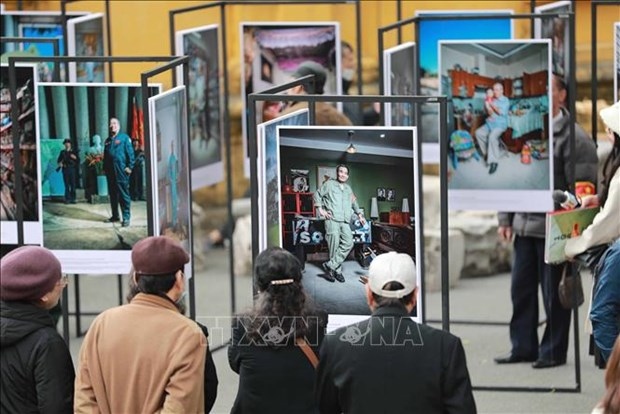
(313, 179, 361, 272)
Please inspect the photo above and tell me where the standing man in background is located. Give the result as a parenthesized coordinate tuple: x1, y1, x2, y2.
(494, 74, 598, 369)
(103, 117, 134, 227)
(57, 138, 79, 204)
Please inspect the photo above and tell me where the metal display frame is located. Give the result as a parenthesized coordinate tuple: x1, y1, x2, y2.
(377, 8, 581, 393)
(590, 0, 620, 140)
(6, 55, 192, 345)
(248, 75, 449, 326)
(168, 0, 363, 318)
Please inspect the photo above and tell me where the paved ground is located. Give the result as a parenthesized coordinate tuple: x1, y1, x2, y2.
(60, 244, 604, 413)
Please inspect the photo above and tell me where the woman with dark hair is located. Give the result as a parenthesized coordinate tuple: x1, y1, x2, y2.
(566, 101, 620, 366)
(229, 247, 328, 413)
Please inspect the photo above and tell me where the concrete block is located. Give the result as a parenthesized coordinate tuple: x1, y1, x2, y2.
(423, 228, 465, 292)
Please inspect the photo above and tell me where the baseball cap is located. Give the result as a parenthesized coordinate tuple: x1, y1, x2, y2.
(367, 252, 416, 299)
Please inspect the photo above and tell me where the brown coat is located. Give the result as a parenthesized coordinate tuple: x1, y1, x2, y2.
(74, 293, 206, 414)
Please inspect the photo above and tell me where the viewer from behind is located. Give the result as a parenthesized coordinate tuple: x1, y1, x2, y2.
(315, 252, 476, 413)
(74, 236, 206, 413)
(229, 247, 327, 413)
(0, 246, 74, 413)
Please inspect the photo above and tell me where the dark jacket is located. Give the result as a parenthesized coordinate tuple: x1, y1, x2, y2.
(498, 108, 598, 237)
(0, 301, 75, 413)
(197, 322, 219, 413)
(315, 306, 476, 414)
(228, 311, 328, 414)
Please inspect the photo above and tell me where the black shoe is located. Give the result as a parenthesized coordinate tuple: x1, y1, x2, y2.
(121, 221, 130, 227)
(104, 217, 120, 223)
(489, 162, 498, 174)
(532, 359, 565, 369)
(334, 271, 345, 283)
(494, 353, 537, 364)
(322, 262, 336, 283)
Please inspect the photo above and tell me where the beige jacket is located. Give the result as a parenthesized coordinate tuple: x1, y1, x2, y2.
(75, 294, 206, 414)
(565, 168, 620, 258)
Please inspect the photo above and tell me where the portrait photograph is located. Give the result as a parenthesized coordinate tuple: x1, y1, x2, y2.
(256, 108, 309, 252)
(175, 24, 223, 189)
(149, 85, 192, 271)
(0, 63, 43, 245)
(2, 11, 87, 82)
(274, 126, 422, 328)
(439, 40, 554, 212)
(376, 187, 386, 201)
(67, 13, 106, 83)
(383, 41, 416, 128)
(415, 10, 513, 163)
(37, 82, 160, 274)
(535, 0, 571, 82)
(240, 21, 341, 177)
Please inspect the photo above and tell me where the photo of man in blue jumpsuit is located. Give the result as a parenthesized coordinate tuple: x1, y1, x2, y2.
(313, 164, 366, 283)
(103, 117, 134, 227)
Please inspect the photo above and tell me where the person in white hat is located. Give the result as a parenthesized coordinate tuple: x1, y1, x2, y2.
(315, 252, 476, 414)
(565, 100, 620, 365)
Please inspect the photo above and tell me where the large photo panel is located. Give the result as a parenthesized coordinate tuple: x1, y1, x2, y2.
(37, 82, 160, 274)
(416, 10, 513, 163)
(439, 40, 554, 212)
(0, 63, 43, 245)
(256, 108, 309, 252)
(2, 11, 88, 82)
(175, 24, 223, 189)
(534, 1, 571, 83)
(240, 22, 341, 177)
(383, 41, 416, 129)
(275, 126, 422, 330)
(67, 13, 106, 83)
(149, 86, 192, 275)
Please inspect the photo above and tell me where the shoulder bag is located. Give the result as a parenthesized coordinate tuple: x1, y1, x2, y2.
(558, 263, 585, 309)
(295, 337, 319, 369)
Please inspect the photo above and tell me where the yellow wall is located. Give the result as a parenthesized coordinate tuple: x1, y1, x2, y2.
(5, 0, 618, 90)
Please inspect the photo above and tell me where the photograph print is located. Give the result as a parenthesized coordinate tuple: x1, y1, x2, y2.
(383, 41, 416, 129)
(0, 63, 43, 245)
(149, 85, 192, 265)
(241, 21, 341, 177)
(175, 24, 223, 189)
(415, 10, 513, 162)
(1, 11, 87, 82)
(67, 13, 106, 83)
(439, 40, 554, 212)
(256, 108, 309, 252)
(37, 82, 160, 274)
(535, 0, 571, 81)
(275, 126, 422, 328)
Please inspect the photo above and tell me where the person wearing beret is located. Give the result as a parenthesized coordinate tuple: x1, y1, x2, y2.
(74, 236, 206, 413)
(0, 246, 75, 413)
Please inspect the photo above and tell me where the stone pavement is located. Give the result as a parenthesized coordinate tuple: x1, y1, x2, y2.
(61, 246, 603, 413)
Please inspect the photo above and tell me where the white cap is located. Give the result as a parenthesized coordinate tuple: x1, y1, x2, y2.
(600, 101, 620, 137)
(367, 252, 416, 299)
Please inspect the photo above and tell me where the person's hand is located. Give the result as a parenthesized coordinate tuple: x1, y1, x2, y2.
(580, 194, 599, 208)
(70, 154, 77, 160)
(124, 167, 132, 174)
(319, 207, 332, 220)
(497, 225, 513, 243)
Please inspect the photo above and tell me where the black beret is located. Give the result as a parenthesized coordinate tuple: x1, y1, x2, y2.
(0, 246, 62, 301)
(132, 236, 189, 275)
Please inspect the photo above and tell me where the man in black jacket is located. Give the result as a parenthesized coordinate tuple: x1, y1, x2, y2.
(0, 246, 75, 413)
(57, 138, 79, 204)
(315, 252, 476, 414)
(494, 75, 598, 369)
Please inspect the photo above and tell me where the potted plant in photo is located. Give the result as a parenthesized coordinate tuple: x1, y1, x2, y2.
(86, 152, 107, 196)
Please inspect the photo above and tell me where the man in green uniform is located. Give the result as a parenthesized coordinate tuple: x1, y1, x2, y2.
(313, 164, 366, 283)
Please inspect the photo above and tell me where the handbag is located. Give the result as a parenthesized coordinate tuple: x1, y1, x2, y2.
(295, 337, 319, 369)
(574, 244, 610, 271)
(558, 263, 584, 310)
